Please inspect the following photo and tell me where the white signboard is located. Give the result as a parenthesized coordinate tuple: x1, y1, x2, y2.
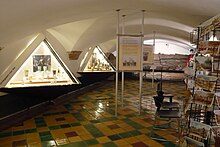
(143, 45, 154, 64)
(119, 36, 142, 71)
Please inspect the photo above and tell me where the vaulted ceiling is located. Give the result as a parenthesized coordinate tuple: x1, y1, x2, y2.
(1, 0, 220, 53)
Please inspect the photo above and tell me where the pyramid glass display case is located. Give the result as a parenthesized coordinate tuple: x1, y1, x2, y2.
(79, 46, 115, 72)
(5, 40, 80, 88)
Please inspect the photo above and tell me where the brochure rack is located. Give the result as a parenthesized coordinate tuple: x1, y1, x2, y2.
(185, 15, 220, 146)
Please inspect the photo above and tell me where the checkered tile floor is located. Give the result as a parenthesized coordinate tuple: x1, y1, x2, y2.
(0, 80, 189, 147)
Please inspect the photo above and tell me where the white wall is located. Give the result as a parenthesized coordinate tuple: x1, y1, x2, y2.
(144, 39, 192, 55)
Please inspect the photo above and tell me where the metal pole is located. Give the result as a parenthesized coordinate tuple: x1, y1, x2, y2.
(122, 14, 126, 108)
(152, 31, 156, 88)
(115, 9, 120, 116)
(139, 10, 145, 115)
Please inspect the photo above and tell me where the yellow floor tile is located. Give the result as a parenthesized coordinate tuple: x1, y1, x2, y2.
(113, 128, 125, 134)
(135, 134, 151, 141)
(68, 136, 82, 143)
(37, 127, 49, 132)
(125, 137, 140, 144)
(0, 141, 12, 147)
(11, 134, 26, 140)
(26, 133, 40, 143)
(96, 136, 111, 143)
(100, 129, 115, 136)
(80, 121, 90, 125)
(28, 142, 42, 147)
(139, 128, 150, 134)
(80, 134, 94, 140)
(113, 139, 129, 146)
(51, 132, 62, 139)
(164, 134, 179, 142)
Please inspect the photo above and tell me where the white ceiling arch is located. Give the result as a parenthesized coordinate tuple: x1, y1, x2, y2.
(46, 15, 193, 53)
(0, 0, 220, 54)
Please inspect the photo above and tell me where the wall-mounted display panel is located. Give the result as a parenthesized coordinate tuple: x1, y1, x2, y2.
(79, 46, 115, 72)
(6, 40, 80, 88)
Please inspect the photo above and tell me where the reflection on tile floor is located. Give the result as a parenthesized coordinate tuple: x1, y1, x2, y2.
(0, 80, 190, 147)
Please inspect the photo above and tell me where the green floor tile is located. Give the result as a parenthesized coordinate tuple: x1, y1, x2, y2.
(35, 117, 45, 123)
(84, 124, 104, 137)
(39, 131, 52, 137)
(0, 132, 12, 138)
(108, 134, 121, 141)
(73, 113, 86, 121)
(36, 123, 47, 128)
(64, 104, 73, 111)
(40, 136, 54, 142)
(59, 141, 87, 147)
(128, 130, 142, 136)
(123, 119, 144, 129)
(13, 130, 24, 136)
(90, 120, 100, 123)
(70, 122, 81, 127)
(42, 140, 56, 147)
(25, 128, 37, 134)
(60, 111, 69, 114)
(49, 125, 61, 130)
(102, 142, 117, 147)
(119, 132, 132, 138)
(84, 139, 99, 146)
(60, 124, 71, 128)
(93, 132, 104, 138)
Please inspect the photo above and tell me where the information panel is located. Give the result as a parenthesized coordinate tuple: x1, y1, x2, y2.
(119, 36, 142, 71)
(143, 45, 154, 64)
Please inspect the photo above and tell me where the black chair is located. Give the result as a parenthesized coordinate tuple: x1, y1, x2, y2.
(150, 96, 182, 143)
(156, 90, 180, 110)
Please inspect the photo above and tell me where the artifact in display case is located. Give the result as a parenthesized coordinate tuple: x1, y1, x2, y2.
(33, 55, 51, 72)
(80, 46, 115, 72)
(5, 40, 80, 88)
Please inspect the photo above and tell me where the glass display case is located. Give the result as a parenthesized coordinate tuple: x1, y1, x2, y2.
(6, 40, 80, 88)
(79, 46, 115, 72)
